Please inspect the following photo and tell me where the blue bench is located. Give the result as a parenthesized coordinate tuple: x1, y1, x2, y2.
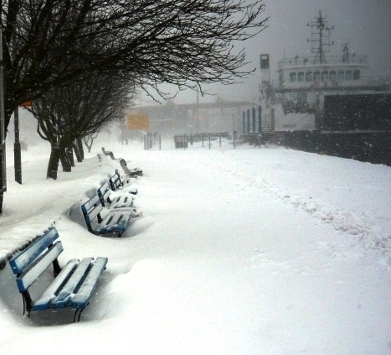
(109, 169, 125, 190)
(97, 181, 134, 209)
(81, 193, 136, 237)
(109, 169, 138, 195)
(9, 227, 108, 322)
(119, 158, 143, 177)
(101, 147, 116, 160)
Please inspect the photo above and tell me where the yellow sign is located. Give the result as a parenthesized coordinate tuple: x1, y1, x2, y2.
(20, 100, 33, 107)
(127, 113, 149, 130)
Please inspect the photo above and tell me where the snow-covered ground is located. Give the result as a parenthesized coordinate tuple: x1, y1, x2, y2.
(0, 126, 391, 354)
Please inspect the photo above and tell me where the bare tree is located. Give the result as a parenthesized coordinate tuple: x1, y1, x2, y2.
(1, 0, 267, 127)
(30, 74, 132, 179)
(0, 0, 268, 208)
(83, 131, 99, 154)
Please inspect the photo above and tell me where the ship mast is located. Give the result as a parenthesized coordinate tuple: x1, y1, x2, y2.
(307, 11, 334, 64)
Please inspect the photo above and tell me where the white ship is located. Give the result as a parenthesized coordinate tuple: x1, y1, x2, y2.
(252, 11, 390, 135)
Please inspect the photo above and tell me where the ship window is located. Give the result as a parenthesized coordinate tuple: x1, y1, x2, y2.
(337, 70, 344, 81)
(290, 72, 297, 82)
(314, 71, 320, 81)
(345, 70, 352, 80)
(298, 72, 305, 82)
(329, 71, 336, 81)
(321, 70, 328, 81)
(306, 71, 312, 81)
(353, 70, 360, 80)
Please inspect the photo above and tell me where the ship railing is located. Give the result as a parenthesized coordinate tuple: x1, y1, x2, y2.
(278, 55, 368, 69)
(271, 76, 390, 91)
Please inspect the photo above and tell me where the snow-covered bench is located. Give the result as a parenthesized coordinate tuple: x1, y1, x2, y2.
(109, 169, 138, 195)
(101, 147, 116, 160)
(97, 181, 134, 209)
(81, 193, 137, 237)
(9, 226, 108, 322)
(119, 158, 143, 177)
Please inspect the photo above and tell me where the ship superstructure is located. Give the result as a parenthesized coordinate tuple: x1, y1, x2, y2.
(257, 11, 390, 133)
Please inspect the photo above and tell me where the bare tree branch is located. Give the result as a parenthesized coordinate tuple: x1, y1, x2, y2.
(1, 0, 268, 127)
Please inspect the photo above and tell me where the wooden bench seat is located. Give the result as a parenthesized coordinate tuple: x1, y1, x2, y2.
(97, 181, 134, 209)
(81, 193, 138, 237)
(9, 227, 108, 321)
(109, 169, 138, 195)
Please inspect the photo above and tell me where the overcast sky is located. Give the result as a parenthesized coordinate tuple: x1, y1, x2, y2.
(141, 0, 391, 105)
(253, 0, 391, 76)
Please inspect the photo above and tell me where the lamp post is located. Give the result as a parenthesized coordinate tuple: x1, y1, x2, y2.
(232, 114, 236, 149)
(0, 28, 7, 213)
(14, 107, 22, 184)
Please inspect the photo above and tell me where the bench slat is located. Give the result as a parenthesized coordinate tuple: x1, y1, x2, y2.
(51, 257, 95, 308)
(82, 195, 103, 223)
(109, 170, 122, 191)
(97, 182, 111, 205)
(16, 242, 64, 292)
(10, 228, 59, 275)
(33, 258, 79, 311)
(71, 257, 108, 308)
(108, 194, 133, 209)
(98, 181, 134, 209)
(81, 194, 102, 214)
(95, 210, 131, 234)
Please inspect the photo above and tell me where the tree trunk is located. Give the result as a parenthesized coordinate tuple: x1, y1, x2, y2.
(83, 134, 96, 153)
(73, 141, 83, 163)
(76, 138, 84, 160)
(60, 147, 72, 172)
(0, 193, 3, 214)
(57, 139, 71, 172)
(66, 144, 75, 167)
(47, 143, 61, 179)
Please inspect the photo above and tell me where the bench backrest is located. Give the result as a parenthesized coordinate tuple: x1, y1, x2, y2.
(81, 194, 104, 229)
(9, 227, 63, 292)
(101, 147, 115, 160)
(109, 169, 122, 191)
(97, 181, 111, 206)
(120, 159, 132, 175)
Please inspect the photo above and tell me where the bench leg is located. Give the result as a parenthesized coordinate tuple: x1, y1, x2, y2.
(73, 308, 84, 322)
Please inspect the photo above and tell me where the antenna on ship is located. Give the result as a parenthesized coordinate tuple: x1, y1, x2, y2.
(342, 43, 350, 63)
(307, 10, 334, 64)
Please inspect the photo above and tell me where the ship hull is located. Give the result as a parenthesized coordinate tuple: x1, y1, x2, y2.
(282, 130, 391, 166)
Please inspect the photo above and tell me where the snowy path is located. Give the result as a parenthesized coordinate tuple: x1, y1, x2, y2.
(1, 141, 390, 354)
(93, 147, 391, 354)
